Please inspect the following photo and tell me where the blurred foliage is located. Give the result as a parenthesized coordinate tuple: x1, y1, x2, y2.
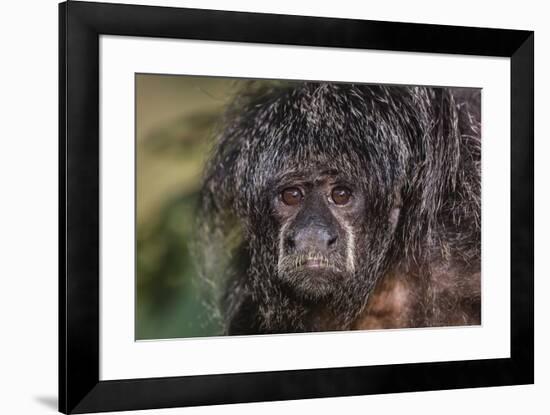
(136, 75, 231, 340)
(142, 112, 220, 155)
(135, 75, 293, 340)
(136, 191, 222, 339)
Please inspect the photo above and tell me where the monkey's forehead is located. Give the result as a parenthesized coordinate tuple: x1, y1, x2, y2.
(240, 131, 406, 174)
(266, 166, 360, 185)
(226, 96, 416, 170)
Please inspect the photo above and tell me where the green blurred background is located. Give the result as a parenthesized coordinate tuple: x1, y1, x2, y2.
(136, 74, 235, 340)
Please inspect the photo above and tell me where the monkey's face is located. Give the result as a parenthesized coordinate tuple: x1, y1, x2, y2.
(272, 169, 366, 301)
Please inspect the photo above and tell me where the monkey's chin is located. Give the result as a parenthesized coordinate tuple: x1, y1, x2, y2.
(278, 267, 346, 301)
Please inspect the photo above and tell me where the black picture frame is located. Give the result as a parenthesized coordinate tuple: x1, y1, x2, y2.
(59, 1, 534, 413)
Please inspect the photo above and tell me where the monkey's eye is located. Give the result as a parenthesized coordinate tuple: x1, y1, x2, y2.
(331, 186, 352, 205)
(281, 187, 303, 206)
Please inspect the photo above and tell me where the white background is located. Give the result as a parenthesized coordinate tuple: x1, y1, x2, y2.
(0, 0, 546, 414)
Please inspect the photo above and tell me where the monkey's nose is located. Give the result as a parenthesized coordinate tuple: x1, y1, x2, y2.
(290, 227, 338, 252)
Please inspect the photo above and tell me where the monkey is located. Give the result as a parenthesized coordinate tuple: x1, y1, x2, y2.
(197, 81, 481, 335)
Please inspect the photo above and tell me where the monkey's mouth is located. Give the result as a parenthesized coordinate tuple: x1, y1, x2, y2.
(300, 256, 332, 270)
(302, 258, 327, 269)
(277, 252, 349, 300)
(278, 253, 343, 273)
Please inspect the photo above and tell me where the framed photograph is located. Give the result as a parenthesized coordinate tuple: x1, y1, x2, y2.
(59, 1, 533, 413)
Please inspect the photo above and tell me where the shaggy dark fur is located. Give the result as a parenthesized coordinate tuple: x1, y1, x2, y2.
(198, 82, 481, 335)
